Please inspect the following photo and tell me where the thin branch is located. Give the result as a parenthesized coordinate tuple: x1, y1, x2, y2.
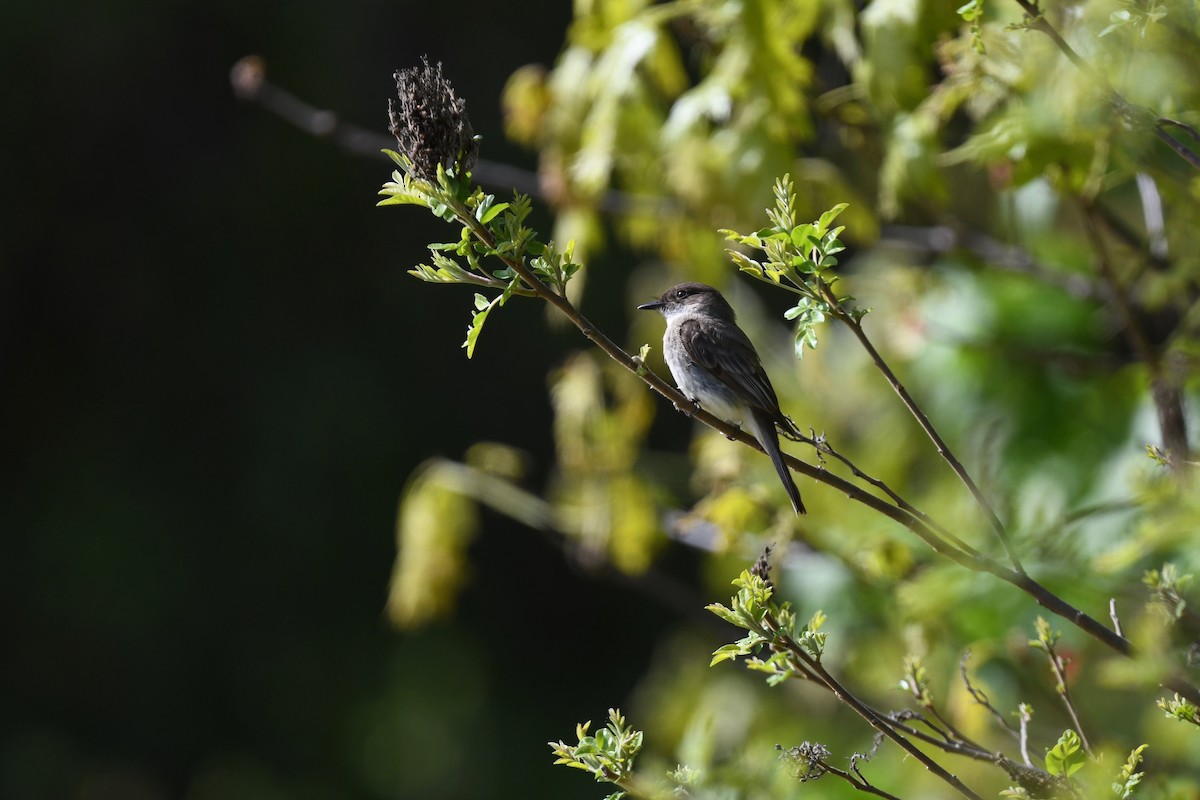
(1036, 632, 1094, 757)
(906, 692, 991, 756)
(883, 710, 1056, 795)
(881, 714, 998, 763)
(825, 290, 1025, 574)
(801, 429, 982, 559)
(765, 613, 985, 800)
(1157, 116, 1200, 143)
(960, 651, 1020, 738)
(1010, 0, 1099, 76)
(1018, 704, 1033, 768)
(820, 760, 906, 800)
(1109, 598, 1124, 638)
(1152, 123, 1200, 170)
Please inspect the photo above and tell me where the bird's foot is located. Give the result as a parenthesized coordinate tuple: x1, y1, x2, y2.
(673, 396, 702, 418)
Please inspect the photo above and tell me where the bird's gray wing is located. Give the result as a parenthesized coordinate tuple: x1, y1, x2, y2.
(678, 317, 782, 415)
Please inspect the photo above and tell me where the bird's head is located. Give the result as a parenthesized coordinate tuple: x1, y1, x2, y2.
(637, 282, 736, 321)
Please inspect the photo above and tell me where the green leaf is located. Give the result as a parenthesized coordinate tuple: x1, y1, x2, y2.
(705, 602, 742, 626)
(709, 643, 743, 666)
(729, 249, 765, 278)
(479, 201, 510, 224)
(816, 203, 849, 235)
(377, 189, 429, 207)
(1113, 744, 1147, 798)
(789, 224, 816, 250)
(957, 0, 982, 20)
(795, 326, 818, 358)
(1044, 730, 1087, 777)
(463, 295, 497, 359)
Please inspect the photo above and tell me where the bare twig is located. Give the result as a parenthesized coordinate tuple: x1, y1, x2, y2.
(764, 613, 985, 800)
(882, 712, 998, 763)
(823, 286, 1025, 574)
(819, 761, 906, 799)
(960, 651, 1020, 738)
(1035, 627, 1094, 757)
(1018, 704, 1033, 767)
(800, 429, 982, 558)
(1158, 117, 1200, 143)
(918, 703, 983, 754)
(1152, 122, 1200, 170)
(901, 658, 991, 753)
(1109, 598, 1124, 638)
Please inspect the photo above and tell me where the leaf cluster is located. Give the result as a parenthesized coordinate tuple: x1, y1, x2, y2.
(378, 150, 581, 357)
(706, 570, 827, 686)
(549, 708, 644, 800)
(721, 176, 858, 357)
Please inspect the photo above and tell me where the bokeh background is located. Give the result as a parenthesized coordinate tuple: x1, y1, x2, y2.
(2, 3, 639, 798)
(6, 1, 1200, 799)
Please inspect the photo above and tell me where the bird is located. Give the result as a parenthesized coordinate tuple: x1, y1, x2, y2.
(638, 282, 806, 515)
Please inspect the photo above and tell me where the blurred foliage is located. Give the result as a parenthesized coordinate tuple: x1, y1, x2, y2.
(385, 0, 1200, 797)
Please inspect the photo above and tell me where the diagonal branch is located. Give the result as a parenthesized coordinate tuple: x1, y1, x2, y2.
(764, 612, 985, 800)
(801, 429, 983, 559)
(822, 286, 1025, 575)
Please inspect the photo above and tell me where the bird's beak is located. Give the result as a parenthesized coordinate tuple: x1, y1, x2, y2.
(637, 300, 663, 311)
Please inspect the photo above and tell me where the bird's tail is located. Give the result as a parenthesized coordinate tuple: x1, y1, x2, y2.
(749, 409, 806, 515)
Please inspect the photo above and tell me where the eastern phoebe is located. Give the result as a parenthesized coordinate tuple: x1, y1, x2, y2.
(638, 282, 806, 515)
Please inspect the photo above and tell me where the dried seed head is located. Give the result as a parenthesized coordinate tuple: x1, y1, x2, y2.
(751, 545, 774, 589)
(388, 57, 477, 181)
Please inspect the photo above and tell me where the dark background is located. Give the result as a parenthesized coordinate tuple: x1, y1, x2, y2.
(2, 4, 679, 798)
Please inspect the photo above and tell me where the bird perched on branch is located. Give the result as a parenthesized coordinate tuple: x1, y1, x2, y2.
(638, 282, 805, 515)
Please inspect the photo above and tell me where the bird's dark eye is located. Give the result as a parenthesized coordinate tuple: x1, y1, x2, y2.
(675, 289, 689, 299)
